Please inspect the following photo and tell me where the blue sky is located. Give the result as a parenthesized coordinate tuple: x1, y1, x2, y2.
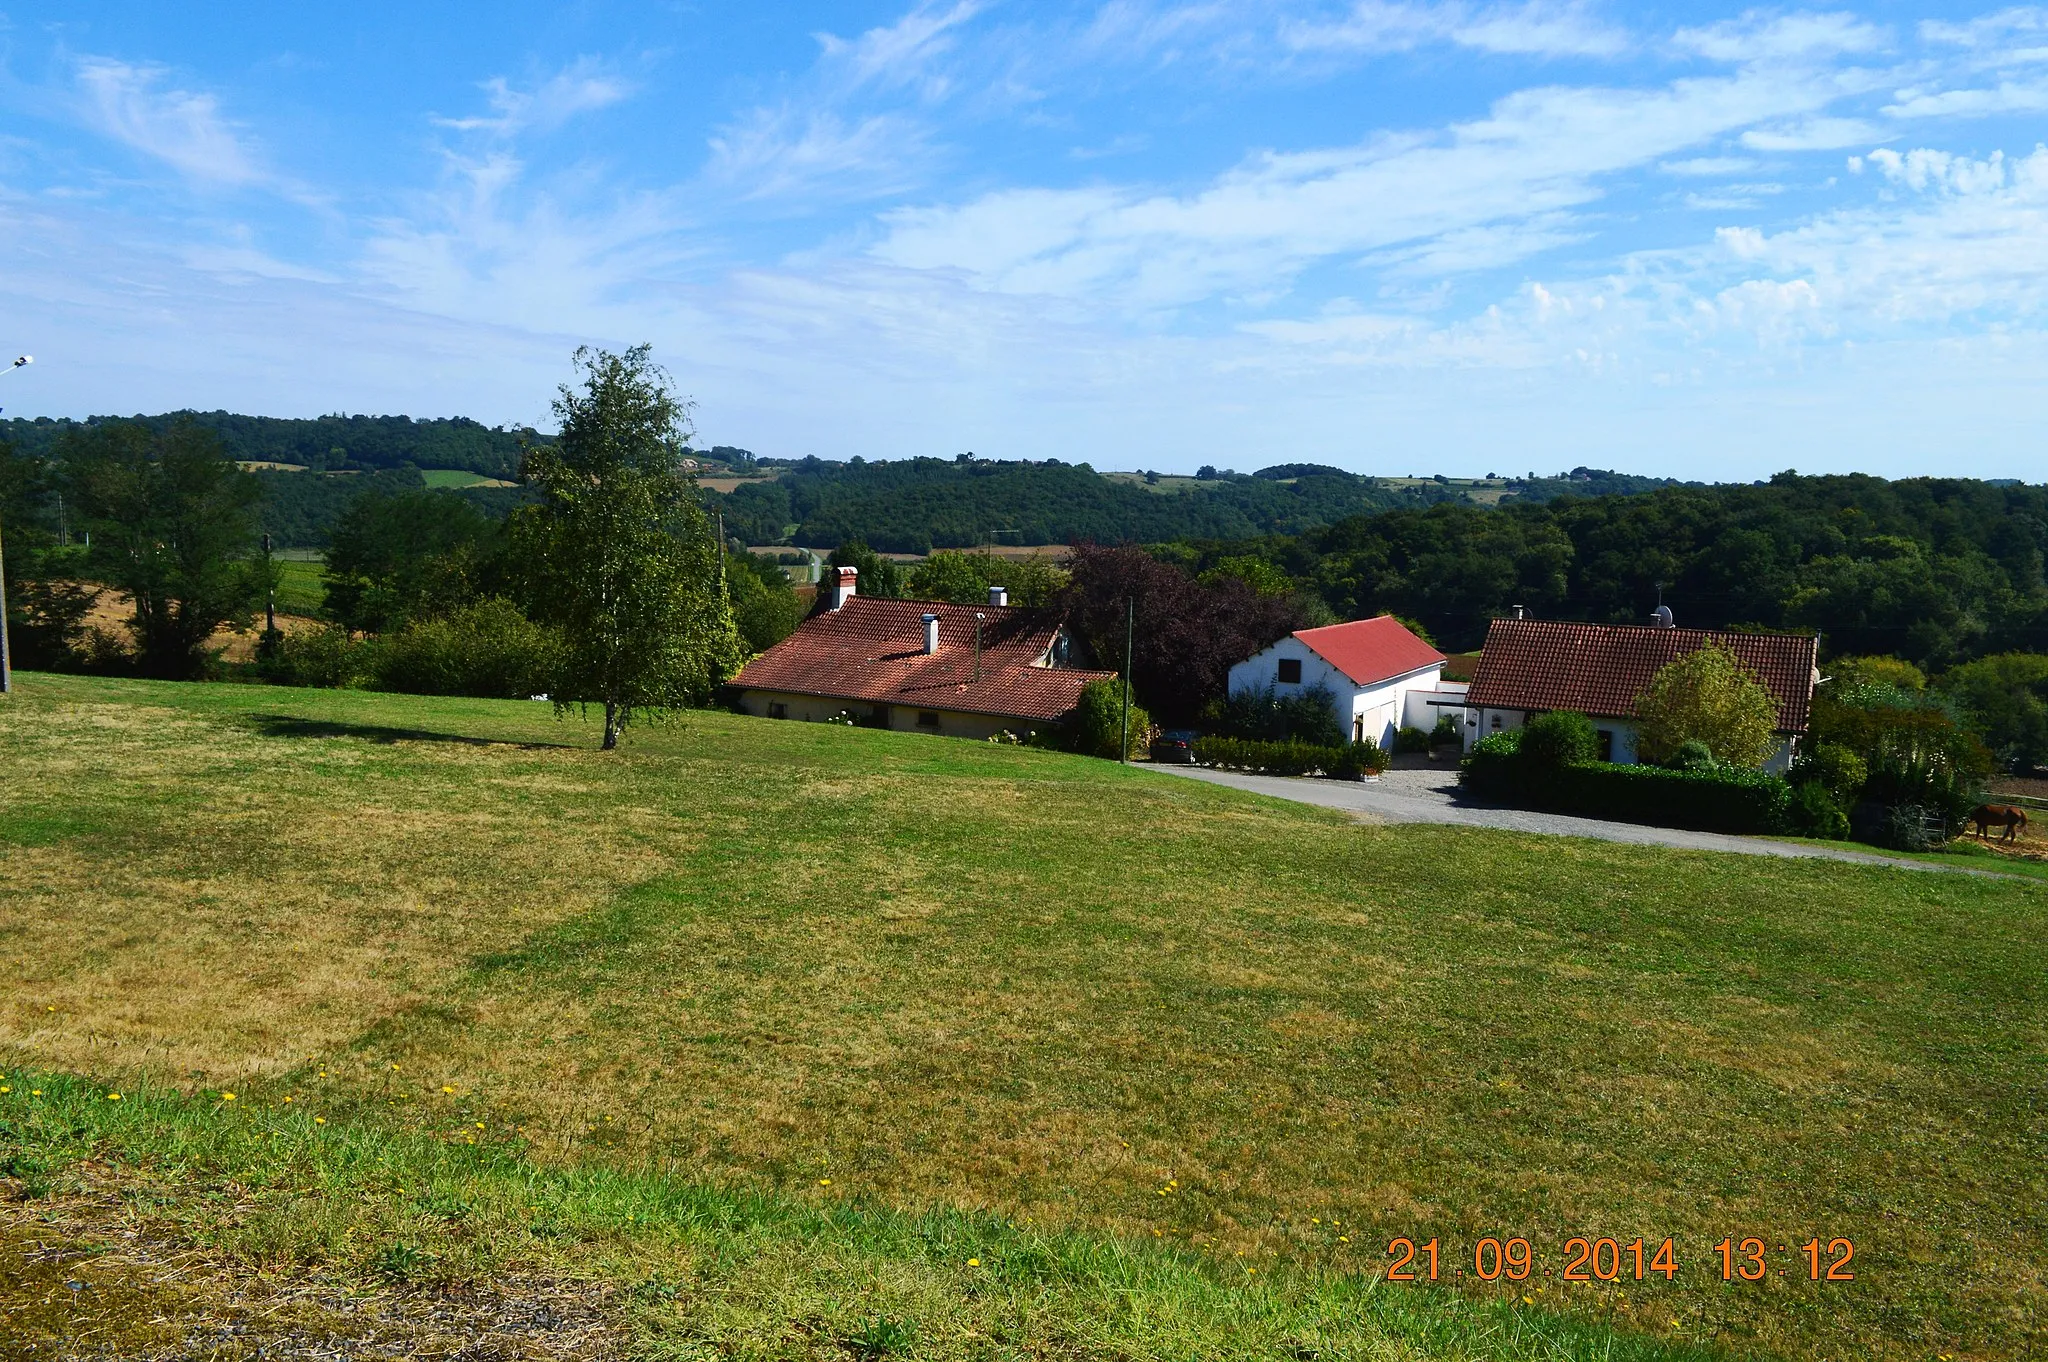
(2, 3, 2045, 479)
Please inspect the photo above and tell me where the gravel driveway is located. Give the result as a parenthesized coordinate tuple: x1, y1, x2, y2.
(1153, 762, 2016, 876)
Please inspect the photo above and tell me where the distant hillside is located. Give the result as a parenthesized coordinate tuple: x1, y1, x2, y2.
(714, 457, 1474, 551)
(0, 411, 543, 478)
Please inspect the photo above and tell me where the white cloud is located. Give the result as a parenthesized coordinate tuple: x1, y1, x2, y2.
(1921, 7, 2048, 51)
(434, 59, 633, 137)
(873, 64, 1854, 306)
(704, 107, 936, 202)
(1674, 11, 1887, 64)
(1740, 117, 1882, 151)
(816, 0, 985, 96)
(1282, 0, 1630, 58)
(1661, 155, 1760, 176)
(1883, 80, 2048, 119)
(72, 57, 262, 186)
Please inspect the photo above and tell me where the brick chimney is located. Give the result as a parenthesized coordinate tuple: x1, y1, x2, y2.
(827, 566, 858, 610)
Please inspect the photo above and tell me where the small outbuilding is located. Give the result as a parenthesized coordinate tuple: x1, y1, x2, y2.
(726, 567, 1116, 741)
(1226, 616, 1457, 749)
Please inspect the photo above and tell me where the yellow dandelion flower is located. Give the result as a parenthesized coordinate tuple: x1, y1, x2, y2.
(819, 1178, 831, 1186)
(442, 1086, 456, 1094)
(221, 1092, 236, 1101)
(31, 1089, 43, 1096)
(282, 1096, 294, 1103)
(0, 1086, 10, 1094)
(391, 1063, 401, 1070)
(106, 1092, 122, 1101)
(1523, 1295, 1534, 1306)
(967, 1258, 981, 1267)
(475, 1122, 485, 1129)
(1338, 1236, 1350, 1244)
(315, 1117, 326, 1125)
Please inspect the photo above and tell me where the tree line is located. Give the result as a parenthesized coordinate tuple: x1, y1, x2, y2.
(0, 349, 779, 749)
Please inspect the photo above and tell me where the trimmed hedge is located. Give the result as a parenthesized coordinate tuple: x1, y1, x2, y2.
(1193, 736, 1389, 779)
(1460, 736, 1793, 834)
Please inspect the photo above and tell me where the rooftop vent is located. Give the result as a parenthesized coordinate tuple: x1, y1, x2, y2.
(988, 585, 1008, 607)
(922, 613, 940, 655)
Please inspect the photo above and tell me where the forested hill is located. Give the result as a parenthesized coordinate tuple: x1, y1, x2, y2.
(710, 456, 1636, 551)
(0, 411, 543, 478)
(1176, 473, 2048, 667)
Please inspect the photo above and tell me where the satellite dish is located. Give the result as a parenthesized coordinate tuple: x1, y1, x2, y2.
(1652, 604, 1674, 629)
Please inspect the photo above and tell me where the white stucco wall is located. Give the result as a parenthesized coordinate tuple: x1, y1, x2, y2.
(1227, 638, 1446, 749)
(1463, 708, 1798, 772)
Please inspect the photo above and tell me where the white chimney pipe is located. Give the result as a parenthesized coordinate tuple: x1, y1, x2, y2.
(1511, 604, 1525, 620)
(988, 585, 1008, 607)
(828, 565, 858, 610)
(922, 613, 940, 655)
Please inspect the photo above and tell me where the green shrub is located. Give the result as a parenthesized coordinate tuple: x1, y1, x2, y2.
(1667, 739, 1717, 772)
(1331, 738, 1391, 779)
(1212, 684, 1346, 747)
(1461, 735, 1792, 834)
(1792, 742, 1868, 800)
(1192, 736, 1340, 776)
(1430, 713, 1462, 745)
(256, 625, 377, 688)
(1788, 781, 1850, 840)
(374, 598, 563, 700)
(1393, 725, 1431, 754)
(1520, 710, 1597, 769)
(1072, 678, 1149, 759)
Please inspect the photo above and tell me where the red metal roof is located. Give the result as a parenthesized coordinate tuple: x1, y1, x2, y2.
(1292, 615, 1446, 688)
(1465, 619, 1818, 732)
(729, 596, 1116, 723)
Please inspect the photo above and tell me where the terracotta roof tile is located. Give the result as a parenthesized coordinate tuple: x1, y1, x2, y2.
(1292, 615, 1445, 687)
(1465, 619, 1818, 732)
(730, 596, 1116, 723)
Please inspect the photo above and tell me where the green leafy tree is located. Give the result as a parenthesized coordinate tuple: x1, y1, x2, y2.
(63, 420, 268, 679)
(1939, 653, 2048, 771)
(726, 551, 802, 653)
(907, 549, 1070, 606)
(1634, 645, 1781, 768)
(323, 489, 503, 633)
(513, 347, 744, 749)
(1, 438, 95, 669)
(826, 539, 904, 598)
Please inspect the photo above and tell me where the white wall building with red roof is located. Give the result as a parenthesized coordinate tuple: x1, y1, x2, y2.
(1226, 616, 1460, 749)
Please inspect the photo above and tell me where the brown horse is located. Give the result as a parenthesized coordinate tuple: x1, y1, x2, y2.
(1970, 804, 2030, 842)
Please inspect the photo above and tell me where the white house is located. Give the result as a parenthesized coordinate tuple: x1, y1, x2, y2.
(1226, 616, 1459, 748)
(1462, 616, 1819, 772)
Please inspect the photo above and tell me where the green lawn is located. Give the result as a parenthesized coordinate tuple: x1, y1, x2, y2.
(3, 673, 2043, 1360)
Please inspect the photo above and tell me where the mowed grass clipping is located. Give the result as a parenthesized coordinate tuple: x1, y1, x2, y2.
(2, 673, 2044, 1361)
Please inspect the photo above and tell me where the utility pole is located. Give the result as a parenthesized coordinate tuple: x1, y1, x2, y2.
(262, 533, 277, 638)
(1119, 595, 1134, 764)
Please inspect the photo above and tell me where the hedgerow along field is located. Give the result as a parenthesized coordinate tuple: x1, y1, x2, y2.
(1, 674, 2042, 1360)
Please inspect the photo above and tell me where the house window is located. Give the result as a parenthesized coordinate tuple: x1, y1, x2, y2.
(917, 711, 941, 730)
(1490, 713, 1503, 730)
(1353, 715, 1364, 743)
(1596, 728, 1613, 762)
(1277, 657, 1303, 685)
(768, 702, 788, 720)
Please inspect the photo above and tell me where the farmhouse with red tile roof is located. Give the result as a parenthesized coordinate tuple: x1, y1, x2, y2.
(727, 567, 1116, 740)
(1463, 617, 1820, 770)
(1226, 615, 1463, 749)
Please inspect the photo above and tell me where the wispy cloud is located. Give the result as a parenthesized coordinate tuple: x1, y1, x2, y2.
(433, 58, 633, 137)
(1673, 11, 1888, 64)
(72, 57, 263, 186)
(1283, 0, 1632, 59)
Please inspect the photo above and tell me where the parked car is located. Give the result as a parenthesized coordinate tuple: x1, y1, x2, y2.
(1151, 729, 1200, 764)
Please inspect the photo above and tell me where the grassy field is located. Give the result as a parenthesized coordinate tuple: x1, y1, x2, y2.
(271, 556, 328, 614)
(2, 675, 2044, 1360)
(421, 467, 519, 489)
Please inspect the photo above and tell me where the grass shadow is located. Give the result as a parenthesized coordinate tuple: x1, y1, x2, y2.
(244, 714, 579, 751)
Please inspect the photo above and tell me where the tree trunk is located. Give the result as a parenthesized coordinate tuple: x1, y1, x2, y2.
(602, 702, 620, 750)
